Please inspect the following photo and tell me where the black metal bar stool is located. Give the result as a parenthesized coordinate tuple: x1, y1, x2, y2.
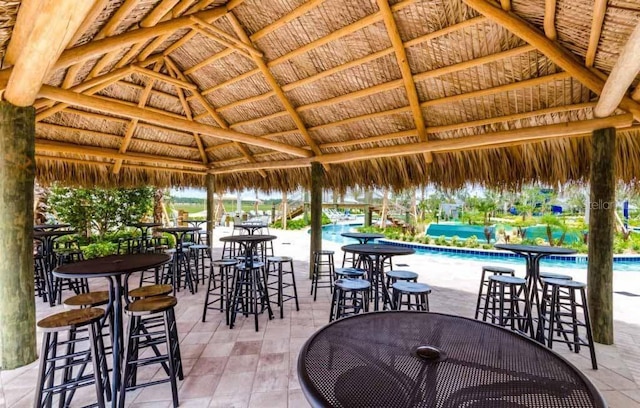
(34, 253, 50, 303)
(189, 244, 211, 287)
(483, 275, 534, 338)
(335, 267, 366, 279)
(229, 262, 274, 331)
(266, 256, 300, 318)
(162, 247, 195, 294)
(119, 296, 183, 407)
(385, 270, 418, 288)
(203, 258, 238, 324)
(35, 308, 109, 408)
(391, 281, 431, 311)
(311, 250, 335, 301)
(329, 278, 370, 322)
(474, 265, 515, 319)
(539, 278, 598, 369)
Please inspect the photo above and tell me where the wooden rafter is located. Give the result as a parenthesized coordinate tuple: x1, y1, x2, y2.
(544, 0, 557, 40)
(36, 140, 209, 170)
(112, 62, 161, 174)
(250, 0, 325, 41)
(68, 0, 110, 46)
(163, 56, 268, 177)
(586, 0, 607, 68)
(227, 12, 324, 157)
(141, 0, 181, 27)
(462, 0, 640, 121)
(38, 84, 313, 157)
(210, 114, 632, 173)
(377, 0, 431, 163)
(36, 155, 206, 176)
(131, 66, 196, 89)
(190, 16, 262, 57)
(4, 0, 97, 106)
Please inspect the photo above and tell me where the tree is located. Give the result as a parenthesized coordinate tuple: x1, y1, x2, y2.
(476, 198, 496, 225)
(49, 186, 154, 239)
(541, 214, 568, 246)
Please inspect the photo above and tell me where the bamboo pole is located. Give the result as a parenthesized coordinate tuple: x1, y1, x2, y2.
(35, 154, 207, 175)
(544, 0, 558, 40)
(4, 0, 96, 106)
(190, 16, 263, 57)
(0, 101, 37, 369)
(37, 85, 313, 157)
(309, 163, 323, 278)
(587, 127, 616, 344)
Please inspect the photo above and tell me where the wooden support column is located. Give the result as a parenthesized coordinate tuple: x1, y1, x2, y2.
(206, 173, 215, 247)
(587, 127, 616, 344)
(364, 190, 373, 227)
(282, 191, 288, 231)
(0, 101, 37, 369)
(309, 162, 323, 278)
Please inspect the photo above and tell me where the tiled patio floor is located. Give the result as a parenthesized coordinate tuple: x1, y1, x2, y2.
(2, 227, 640, 407)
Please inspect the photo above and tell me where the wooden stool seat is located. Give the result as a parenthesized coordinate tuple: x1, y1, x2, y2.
(127, 295, 177, 315)
(37, 308, 104, 332)
(63, 291, 110, 308)
(129, 284, 173, 300)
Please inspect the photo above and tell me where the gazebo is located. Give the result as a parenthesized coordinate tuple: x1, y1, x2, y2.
(0, 0, 638, 369)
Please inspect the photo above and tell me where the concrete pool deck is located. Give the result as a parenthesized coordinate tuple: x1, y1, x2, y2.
(1, 226, 639, 407)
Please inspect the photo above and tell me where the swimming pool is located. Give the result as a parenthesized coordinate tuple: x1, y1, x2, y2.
(321, 223, 640, 272)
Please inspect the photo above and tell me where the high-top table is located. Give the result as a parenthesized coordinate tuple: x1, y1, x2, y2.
(340, 232, 385, 244)
(34, 229, 77, 305)
(33, 223, 71, 231)
(53, 253, 171, 408)
(341, 244, 414, 311)
(127, 222, 162, 252)
(236, 222, 268, 235)
(298, 311, 606, 408)
(156, 226, 201, 294)
(186, 220, 209, 243)
(494, 244, 577, 321)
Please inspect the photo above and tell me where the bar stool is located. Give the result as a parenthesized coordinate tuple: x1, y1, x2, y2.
(229, 262, 273, 331)
(539, 278, 598, 369)
(203, 258, 238, 324)
(35, 308, 109, 408)
(341, 249, 355, 268)
(189, 244, 211, 287)
(483, 275, 534, 338)
(385, 270, 418, 288)
(163, 248, 195, 293)
(391, 282, 431, 311)
(266, 256, 300, 318)
(119, 296, 183, 407)
(329, 279, 370, 322)
(64, 291, 114, 362)
(34, 253, 50, 303)
(335, 267, 366, 279)
(311, 250, 335, 301)
(474, 265, 515, 319)
(129, 284, 173, 300)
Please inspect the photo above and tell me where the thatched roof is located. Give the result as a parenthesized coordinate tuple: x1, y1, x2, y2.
(1, 0, 640, 191)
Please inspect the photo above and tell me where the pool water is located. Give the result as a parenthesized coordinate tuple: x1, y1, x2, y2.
(320, 223, 640, 272)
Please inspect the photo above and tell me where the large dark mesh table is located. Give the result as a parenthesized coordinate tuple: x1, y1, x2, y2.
(298, 311, 605, 408)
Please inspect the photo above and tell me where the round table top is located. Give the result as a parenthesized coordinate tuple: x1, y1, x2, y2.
(53, 253, 171, 279)
(186, 220, 209, 226)
(33, 223, 71, 231)
(33, 229, 76, 239)
(237, 222, 268, 229)
(156, 226, 201, 233)
(341, 243, 415, 256)
(298, 311, 604, 408)
(494, 243, 577, 256)
(341, 232, 385, 240)
(220, 234, 277, 243)
(128, 222, 162, 228)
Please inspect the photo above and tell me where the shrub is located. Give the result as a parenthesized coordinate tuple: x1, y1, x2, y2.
(81, 241, 118, 259)
(464, 235, 479, 248)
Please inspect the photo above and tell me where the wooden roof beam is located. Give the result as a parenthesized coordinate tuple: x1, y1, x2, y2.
(314, 114, 633, 164)
(227, 12, 324, 157)
(211, 158, 312, 174)
(36, 140, 208, 170)
(4, 0, 96, 106)
(38, 84, 313, 157)
(68, 0, 111, 46)
(132, 65, 197, 89)
(250, 0, 326, 41)
(36, 154, 207, 176)
(586, 0, 607, 68)
(596, 23, 640, 116)
(141, 0, 181, 27)
(164, 55, 268, 177)
(377, 0, 431, 163)
(463, 0, 640, 121)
